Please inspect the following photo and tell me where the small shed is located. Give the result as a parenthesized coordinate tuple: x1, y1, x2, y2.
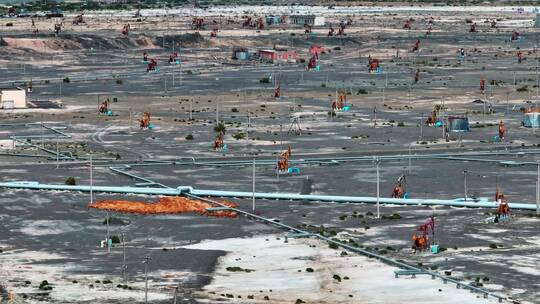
(0, 87, 26, 109)
(259, 49, 298, 63)
(289, 15, 325, 26)
(522, 112, 540, 128)
(232, 47, 250, 60)
(447, 116, 470, 132)
(266, 15, 281, 25)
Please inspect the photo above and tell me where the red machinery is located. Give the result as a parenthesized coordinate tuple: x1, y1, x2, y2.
(403, 19, 412, 29)
(213, 130, 225, 150)
(139, 112, 151, 129)
(256, 17, 264, 30)
(192, 17, 205, 30)
(121, 24, 130, 36)
(210, 25, 218, 37)
(412, 39, 420, 52)
(169, 52, 179, 64)
(368, 57, 380, 73)
(331, 91, 347, 110)
(277, 147, 291, 172)
(73, 13, 84, 25)
(147, 59, 158, 72)
(511, 31, 520, 41)
(98, 98, 109, 114)
(54, 22, 63, 35)
(412, 216, 435, 252)
(517, 51, 524, 64)
(498, 120, 505, 140)
(328, 27, 335, 36)
(307, 55, 317, 70)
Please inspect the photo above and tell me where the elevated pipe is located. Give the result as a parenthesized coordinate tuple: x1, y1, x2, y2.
(0, 181, 536, 211)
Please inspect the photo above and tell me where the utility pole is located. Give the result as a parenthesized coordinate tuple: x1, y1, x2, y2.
(252, 157, 256, 211)
(106, 210, 110, 249)
(408, 144, 412, 175)
(56, 136, 59, 169)
(506, 92, 510, 114)
(374, 157, 381, 219)
(122, 232, 127, 283)
(536, 159, 540, 215)
(279, 124, 283, 152)
(420, 113, 424, 140)
(90, 154, 93, 204)
(173, 287, 178, 304)
(463, 170, 468, 201)
(483, 94, 486, 127)
(41, 114, 44, 148)
(216, 103, 219, 126)
(142, 256, 151, 304)
(189, 99, 193, 120)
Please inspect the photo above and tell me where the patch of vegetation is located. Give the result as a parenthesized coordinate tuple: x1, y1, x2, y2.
(397, 122, 406, 127)
(259, 77, 270, 83)
(103, 216, 128, 225)
(389, 213, 402, 220)
(357, 88, 368, 94)
(231, 107, 238, 112)
(333, 274, 342, 282)
(214, 123, 226, 133)
(226, 266, 254, 273)
(233, 132, 246, 140)
(516, 85, 529, 92)
(115, 79, 123, 85)
(489, 243, 498, 249)
(39, 280, 53, 291)
(305, 267, 314, 272)
(185, 134, 194, 140)
(65, 176, 76, 185)
(63, 77, 70, 83)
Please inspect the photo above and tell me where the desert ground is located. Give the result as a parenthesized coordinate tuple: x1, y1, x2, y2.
(0, 4, 539, 304)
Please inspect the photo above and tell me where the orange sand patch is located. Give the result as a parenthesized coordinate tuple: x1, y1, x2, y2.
(88, 196, 237, 218)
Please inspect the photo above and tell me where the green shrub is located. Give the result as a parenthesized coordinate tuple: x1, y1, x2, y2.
(63, 77, 70, 83)
(226, 266, 253, 273)
(214, 123, 226, 133)
(389, 213, 402, 220)
(185, 134, 194, 140)
(233, 132, 245, 140)
(39, 280, 52, 291)
(305, 267, 314, 272)
(65, 177, 76, 185)
(357, 89, 368, 94)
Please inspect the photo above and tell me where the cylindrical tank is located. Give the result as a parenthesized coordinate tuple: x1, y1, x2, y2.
(522, 112, 540, 128)
(447, 116, 470, 132)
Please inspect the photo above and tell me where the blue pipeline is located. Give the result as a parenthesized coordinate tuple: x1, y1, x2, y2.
(0, 181, 536, 211)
